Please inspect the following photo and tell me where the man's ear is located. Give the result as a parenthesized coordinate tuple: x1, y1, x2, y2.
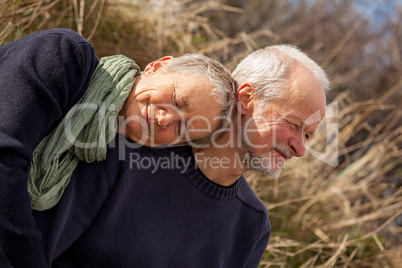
(143, 56, 174, 76)
(236, 82, 254, 115)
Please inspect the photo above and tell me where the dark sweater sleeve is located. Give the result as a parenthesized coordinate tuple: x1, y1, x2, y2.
(245, 214, 271, 268)
(0, 29, 99, 268)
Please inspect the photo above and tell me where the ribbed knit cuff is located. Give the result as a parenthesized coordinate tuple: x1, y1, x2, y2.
(5, 246, 47, 268)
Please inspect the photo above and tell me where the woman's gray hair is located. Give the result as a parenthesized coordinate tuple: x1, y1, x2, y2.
(160, 53, 237, 144)
(232, 44, 329, 111)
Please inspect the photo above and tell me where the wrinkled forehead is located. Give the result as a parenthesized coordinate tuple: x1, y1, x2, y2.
(288, 94, 326, 120)
(174, 73, 221, 126)
(285, 68, 326, 117)
(174, 73, 213, 95)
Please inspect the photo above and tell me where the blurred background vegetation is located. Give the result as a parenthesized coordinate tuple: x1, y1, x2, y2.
(1, 0, 401, 267)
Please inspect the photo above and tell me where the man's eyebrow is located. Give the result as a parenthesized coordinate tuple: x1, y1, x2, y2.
(285, 114, 303, 124)
(286, 114, 319, 134)
(288, 114, 317, 125)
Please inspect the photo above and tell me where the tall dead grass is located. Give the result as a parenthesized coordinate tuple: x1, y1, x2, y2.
(0, 0, 106, 43)
(1, 0, 401, 267)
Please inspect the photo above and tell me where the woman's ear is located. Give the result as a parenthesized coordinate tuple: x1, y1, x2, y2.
(236, 82, 254, 115)
(143, 56, 174, 76)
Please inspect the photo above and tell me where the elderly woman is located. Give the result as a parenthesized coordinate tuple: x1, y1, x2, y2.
(0, 29, 236, 267)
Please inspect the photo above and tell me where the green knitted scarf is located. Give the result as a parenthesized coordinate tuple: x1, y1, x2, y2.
(28, 55, 140, 211)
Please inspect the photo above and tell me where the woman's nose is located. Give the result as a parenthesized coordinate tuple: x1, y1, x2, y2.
(156, 109, 179, 129)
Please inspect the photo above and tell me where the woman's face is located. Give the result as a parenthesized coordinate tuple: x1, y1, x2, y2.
(118, 70, 222, 146)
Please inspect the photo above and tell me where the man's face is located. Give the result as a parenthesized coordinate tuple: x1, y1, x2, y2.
(119, 72, 221, 146)
(241, 68, 326, 177)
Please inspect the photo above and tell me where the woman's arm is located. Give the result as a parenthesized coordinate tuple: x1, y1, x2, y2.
(0, 29, 99, 267)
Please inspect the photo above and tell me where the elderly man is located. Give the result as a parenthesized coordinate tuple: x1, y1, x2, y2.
(1, 45, 328, 267)
(193, 45, 329, 184)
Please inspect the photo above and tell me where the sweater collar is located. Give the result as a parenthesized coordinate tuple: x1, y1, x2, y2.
(175, 146, 243, 200)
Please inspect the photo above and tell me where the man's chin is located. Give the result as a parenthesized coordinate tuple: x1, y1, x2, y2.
(251, 164, 282, 178)
(262, 168, 282, 179)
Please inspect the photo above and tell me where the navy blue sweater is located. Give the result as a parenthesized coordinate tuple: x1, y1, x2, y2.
(31, 136, 270, 267)
(0, 29, 99, 267)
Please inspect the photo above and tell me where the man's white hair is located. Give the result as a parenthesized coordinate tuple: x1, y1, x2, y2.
(232, 44, 329, 111)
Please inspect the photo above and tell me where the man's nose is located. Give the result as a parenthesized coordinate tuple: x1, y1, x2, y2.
(289, 134, 306, 157)
(156, 109, 179, 129)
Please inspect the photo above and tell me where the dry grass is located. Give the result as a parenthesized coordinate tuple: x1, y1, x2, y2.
(0, 0, 105, 43)
(1, 0, 401, 267)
